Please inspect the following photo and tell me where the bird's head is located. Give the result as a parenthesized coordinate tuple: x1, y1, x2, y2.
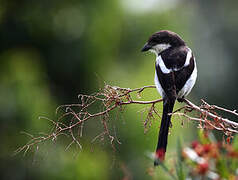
(141, 30, 185, 55)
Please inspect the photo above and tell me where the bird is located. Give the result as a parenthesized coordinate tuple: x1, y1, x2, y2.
(141, 30, 197, 166)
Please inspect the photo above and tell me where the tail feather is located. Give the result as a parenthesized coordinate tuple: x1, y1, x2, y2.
(154, 98, 175, 166)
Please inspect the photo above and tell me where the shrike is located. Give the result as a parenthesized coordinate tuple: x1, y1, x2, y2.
(141, 30, 197, 166)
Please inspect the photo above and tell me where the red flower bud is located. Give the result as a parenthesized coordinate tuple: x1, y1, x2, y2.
(203, 144, 212, 154)
(191, 140, 200, 149)
(197, 162, 209, 175)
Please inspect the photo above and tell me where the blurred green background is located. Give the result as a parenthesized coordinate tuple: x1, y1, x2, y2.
(1, 0, 238, 179)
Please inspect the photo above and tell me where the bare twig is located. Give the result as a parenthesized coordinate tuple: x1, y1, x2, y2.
(15, 84, 238, 156)
(183, 99, 238, 128)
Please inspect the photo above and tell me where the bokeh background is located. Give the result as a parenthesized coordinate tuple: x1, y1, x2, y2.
(1, 0, 238, 179)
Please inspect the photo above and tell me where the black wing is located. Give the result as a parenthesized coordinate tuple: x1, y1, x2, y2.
(155, 46, 195, 98)
(174, 57, 195, 94)
(160, 46, 188, 70)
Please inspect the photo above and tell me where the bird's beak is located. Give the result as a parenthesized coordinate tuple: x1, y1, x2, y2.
(141, 43, 151, 52)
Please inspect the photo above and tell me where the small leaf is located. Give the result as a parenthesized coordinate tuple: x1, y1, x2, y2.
(232, 135, 238, 151)
(216, 158, 229, 179)
(175, 138, 186, 180)
(158, 162, 177, 180)
(198, 129, 210, 144)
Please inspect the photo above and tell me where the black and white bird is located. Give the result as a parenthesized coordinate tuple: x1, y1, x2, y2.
(141, 30, 197, 166)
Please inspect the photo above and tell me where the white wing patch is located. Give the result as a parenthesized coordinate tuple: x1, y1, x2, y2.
(184, 48, 192, 67)
(156, 56, 172, 74)
(178, 58, 197, 98)
(154, 70, 165, 98)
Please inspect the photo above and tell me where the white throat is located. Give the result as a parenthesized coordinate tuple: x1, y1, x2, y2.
(149, 43, 171, 56)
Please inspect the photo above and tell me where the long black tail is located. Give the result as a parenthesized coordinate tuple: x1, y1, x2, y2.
(154, 98, 175, 166)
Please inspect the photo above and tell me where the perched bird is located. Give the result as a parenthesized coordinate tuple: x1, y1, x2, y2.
(141, 30, 197, 166)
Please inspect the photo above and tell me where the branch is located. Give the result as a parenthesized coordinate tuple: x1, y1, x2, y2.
(182, 99, 238, 134)
(15, 84, 238, 155)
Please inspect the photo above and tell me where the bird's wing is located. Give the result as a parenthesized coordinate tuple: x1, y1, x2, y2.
(160, 46, 188, 70)
(155, 63, 177, 100)
(174, 57, 195, 94)
(156, 46, 195, 98)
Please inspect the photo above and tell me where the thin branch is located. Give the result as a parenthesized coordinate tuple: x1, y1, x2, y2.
(201, 99, 238, 117)
(183, 99, 238, 128)
(15, 84, 238, 156)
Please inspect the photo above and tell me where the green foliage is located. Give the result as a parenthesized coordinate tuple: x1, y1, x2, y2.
(162, 131, 238, 180)
(0, 0, 237, 179)
(175, 139, 186, 180)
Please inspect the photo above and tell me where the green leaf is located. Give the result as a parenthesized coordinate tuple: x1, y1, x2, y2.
(216, 158, 229, 179)
(175, 138, 186, 180)
(232, 135, 238, 151)
(198, 129, 210, 144)
(159, 162, 177, 180)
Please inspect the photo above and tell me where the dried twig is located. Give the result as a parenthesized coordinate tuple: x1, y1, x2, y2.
(15, 84, 238, 155)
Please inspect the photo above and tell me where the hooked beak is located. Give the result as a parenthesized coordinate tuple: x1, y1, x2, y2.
(141, 43, 152, 52)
